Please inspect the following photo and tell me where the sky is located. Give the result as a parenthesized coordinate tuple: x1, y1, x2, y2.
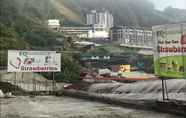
(149, 0, 186, 10)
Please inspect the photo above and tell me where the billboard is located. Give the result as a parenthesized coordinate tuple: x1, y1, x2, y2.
(8, 50, 61, 72)
(153, 23, 186, 78)
(120, 65, 131, 72)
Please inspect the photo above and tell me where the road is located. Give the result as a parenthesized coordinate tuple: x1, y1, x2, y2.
(0, 96, 184, 118)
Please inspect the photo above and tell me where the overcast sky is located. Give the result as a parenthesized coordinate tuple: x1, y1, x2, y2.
(149, 0, 186, 10)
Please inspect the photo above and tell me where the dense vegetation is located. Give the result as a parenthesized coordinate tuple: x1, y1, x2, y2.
(0, 0, 65, 48)
(0, 23, 26, 50)
(80, 45, 154, 73)
(55, 55, 81, 83)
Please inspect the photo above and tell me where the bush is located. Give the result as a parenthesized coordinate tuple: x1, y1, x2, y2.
(56, 55, 81, 83)
(42, 55, 81, 83)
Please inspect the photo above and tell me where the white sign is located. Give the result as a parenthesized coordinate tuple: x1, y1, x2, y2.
(48, 19, 60, 26)
(8, 50, 61, 72)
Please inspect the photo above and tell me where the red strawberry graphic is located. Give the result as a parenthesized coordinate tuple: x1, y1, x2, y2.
(24, 58, 33, 65)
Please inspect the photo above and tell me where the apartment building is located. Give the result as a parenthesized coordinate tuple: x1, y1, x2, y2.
(110, 26, 153, 47)
(86, 10, 114, 31)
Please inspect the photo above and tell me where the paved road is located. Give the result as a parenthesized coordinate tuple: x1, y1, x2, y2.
(0, 96, 184, 118)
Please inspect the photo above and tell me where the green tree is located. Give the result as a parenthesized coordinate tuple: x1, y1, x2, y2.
(0, 23, 26, 68)
(55, 54, 81, 83)
(42, 54, 81, 83)
(0, 23, 26, 50)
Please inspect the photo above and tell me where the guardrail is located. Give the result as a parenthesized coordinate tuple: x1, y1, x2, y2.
(0, 72, 56, 93)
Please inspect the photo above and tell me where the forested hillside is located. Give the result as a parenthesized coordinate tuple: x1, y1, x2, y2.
(0, 0, 81, 49)
(0, 0, 47, 48)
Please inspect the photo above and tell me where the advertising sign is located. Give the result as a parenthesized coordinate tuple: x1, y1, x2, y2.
(153, 23, 186, 78)
(120, 65, 131, 72)
(8, 50, 61, 72)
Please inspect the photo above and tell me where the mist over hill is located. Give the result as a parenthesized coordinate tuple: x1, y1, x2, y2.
(1, 0, 185, 30)
(163, 6, 186, 23)
(66, 0, 186, 27)
(12, 0, 184, 27)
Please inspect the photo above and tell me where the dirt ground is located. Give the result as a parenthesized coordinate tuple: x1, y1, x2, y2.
(0, 96, 184, 118)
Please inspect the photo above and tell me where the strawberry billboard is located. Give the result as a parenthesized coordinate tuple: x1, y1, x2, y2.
(8, 50, 61, 72)
(153, 23, 186, 78)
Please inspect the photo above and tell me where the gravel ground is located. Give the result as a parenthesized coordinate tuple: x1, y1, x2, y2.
(0, 96, 184, 118)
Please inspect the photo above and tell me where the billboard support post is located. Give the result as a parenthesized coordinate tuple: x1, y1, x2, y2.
(14, 72, 17, 93)
(52, 72, 55, 92)
(32, 74, 35, 96)
(161, 77, 169, 101)
(164, 79, 169, 100)
(161, 78, 165, 101)
(21, 73, 24, 90)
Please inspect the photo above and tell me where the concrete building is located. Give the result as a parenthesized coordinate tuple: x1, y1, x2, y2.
(60, 26, 92, 39)
(89, 24, 109, 38)
(86, 10, 97, 25)
(60, 25, 109, 39)
(86, 10, 114, 31)
(47, 19, 60, 31)
(60, 10, 113, 39)
(85, 10, 114, 39)
(110, 26, 153, 48)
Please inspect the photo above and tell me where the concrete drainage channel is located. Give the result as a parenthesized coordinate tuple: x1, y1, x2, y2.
(59, 90, 186, 117)
(1, 86, 186, 117)
(5, 115, 52, 118)
(1, 91, 185, 118)
(24, 115, 52, 118)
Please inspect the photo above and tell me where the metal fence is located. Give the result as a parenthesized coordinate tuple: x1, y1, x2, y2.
(0, 72, 56, 92)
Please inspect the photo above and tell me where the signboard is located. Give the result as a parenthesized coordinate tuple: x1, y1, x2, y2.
(48, 19, 60, 26)
(8, 50, 61, 72)
(120, 65, 131, 72)
(153, 23, 186, 78)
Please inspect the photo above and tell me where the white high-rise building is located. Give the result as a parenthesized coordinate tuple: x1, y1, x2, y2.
(86, 10, 114, 31)
(86, 10, 97, 25)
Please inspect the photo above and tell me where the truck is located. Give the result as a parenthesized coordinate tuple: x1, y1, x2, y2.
(152, 23, 186, 78)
